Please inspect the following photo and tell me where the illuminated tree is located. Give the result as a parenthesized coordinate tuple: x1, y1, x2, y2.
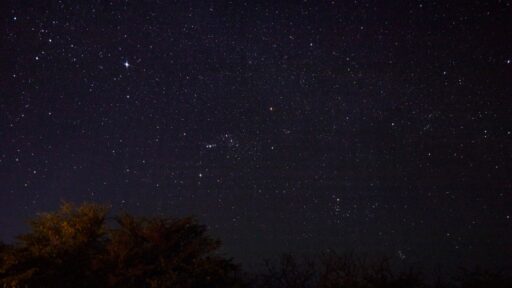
(0, 202, 242, 288)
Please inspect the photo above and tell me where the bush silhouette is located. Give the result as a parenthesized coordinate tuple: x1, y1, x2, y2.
(254, 253, 425, 288)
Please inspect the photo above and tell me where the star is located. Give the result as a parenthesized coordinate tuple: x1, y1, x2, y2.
(2, 1, 511, 275)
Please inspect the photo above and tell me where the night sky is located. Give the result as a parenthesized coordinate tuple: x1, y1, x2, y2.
(1, 1, 511, 271)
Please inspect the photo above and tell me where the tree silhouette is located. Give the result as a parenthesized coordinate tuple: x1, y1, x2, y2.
(0, 202, 108, 287)
(101, 213, 241, 287)
(1, 202, 511, 288)
(0, 202, 243, 288)
(255, 253, 426, 288)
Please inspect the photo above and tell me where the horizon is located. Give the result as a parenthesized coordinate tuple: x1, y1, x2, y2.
(1, 0, 511, 276)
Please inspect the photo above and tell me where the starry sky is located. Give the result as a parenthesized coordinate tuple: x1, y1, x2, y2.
(1, 1, 511, 271)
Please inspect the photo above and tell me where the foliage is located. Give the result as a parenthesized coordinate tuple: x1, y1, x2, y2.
(0, 202, 243, 288)
(452, 267, 512, 288)
(251, 253, 512, 288)
(1, 202, 510, 288)
(254, 253, 425, 288)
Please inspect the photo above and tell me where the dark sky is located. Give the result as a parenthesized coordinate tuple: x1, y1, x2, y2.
(1, 1, 511, 271)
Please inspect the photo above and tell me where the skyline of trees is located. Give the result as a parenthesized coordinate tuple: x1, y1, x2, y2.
(1, 202, 510, 288)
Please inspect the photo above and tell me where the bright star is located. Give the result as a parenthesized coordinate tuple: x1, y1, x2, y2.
(123, 60, 130, 68)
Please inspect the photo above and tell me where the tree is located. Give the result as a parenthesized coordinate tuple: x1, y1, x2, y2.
(0, 202, 243, 288)
(453, 268, 512, 288)
(255, 252, 425, 288)
(0, 202, 108, 287)
(102, 213, 241, 288)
